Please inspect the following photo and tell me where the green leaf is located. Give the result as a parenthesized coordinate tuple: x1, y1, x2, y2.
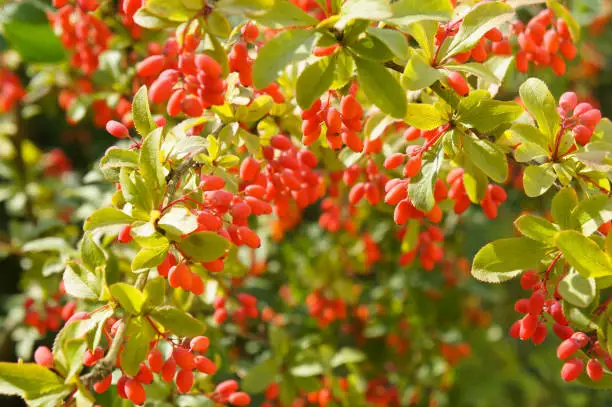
(387, 0, 453, 26)
(215, 0, 275, 14)
(144, 0, 191, 22)
(463, 159, 488, 203)
(404, 103, 448, 130)
(514, 214, 559, 244)
(100, 147, 139, 172)
(519, 78, 561, 139)
(132, 8, 172, 29)
(462, 132, 508, 183)
(81, 234, 106, 272)
(241, 357, 278, 393)
(132, 246, 169, 273)
(253, 29, 314, 89)
(354, 57, 407, 118)
(139, 127, 166, 204)
(0, 362, 69, 401)
(340, 0, 393, 21)
(571, 196, 612, 236)
(0, 2, 66, 63)
(143, 277, 166, 311)
(552, 187, 578, 229)
(330, 348, 366, 367)
(254, 1, 319, 28)
(132, 86, 157, 137)
(523, 165, 556, 197)
(131, 222, 169, 249)
(401, 53, 442, 90)
(158, 206, 199, 236)
(245, 95, 274, 123)
(547, 0, 580, 42)
(458, 99, 524, 133)
(558, 268, 596, 308)
(407, 21, 437, 61)
(110, 283, 145, 315)
(471, 237, 548, 283)
(84, 207, 134, 231)
(22, 237, 73, 254)
(177, 232, 230, 262)
(296, 55, 337, 110)
(348, 35, 394, 61)
(366, 27, 410, 60)
(408, 143, 444, 211)
(150, 305, 206, 337)
(269, 325, 290, 360)
(445, 2, 514, 59)
(555, 231, 612, 278)
(290, 363, 324, 377)
(120, 317, 155, 377)
(444, 62, 501, 85)
(63, 262, 101, 300)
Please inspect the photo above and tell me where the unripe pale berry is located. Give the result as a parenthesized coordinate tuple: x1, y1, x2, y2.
(34, 346, 54, 368)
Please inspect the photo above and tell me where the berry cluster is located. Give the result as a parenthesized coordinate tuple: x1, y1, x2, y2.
(49, 4, 111, 75)
(306, 290, 347, 327)
(513, 9, 576, 76)
(138, 42, 227, 116)
(240, 135, 324, 217)
(397, 225, 444, 271)
(557, 91, 602, 145)
(301, 93, 364, 150)
(446, 168, 507, 219)
(346, 159, 388, 206)
(23, 288, 76, 335)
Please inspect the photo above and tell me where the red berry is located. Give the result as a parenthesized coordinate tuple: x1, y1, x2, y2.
(173, 347, 196, 370)
(176, 368, 194, 393)
(561, 358, 584, 382)
(447, 72, 469, 96)
(147, 348, 164, 373)
(137, 55, 166, 77)
(229, 392, 251, 405)
(93, 374, 112, 393)
(557, 338, 580, 359)
(241, 23, 259, 42)
(340, 95, 363, 121)
(161, 357, 176, 382)
(106, 120, 129, 139)
(519, 314, 538, 340)
(125, 379, 146, 405)
(216, 379, 239, 397)
(118, 225, 133, 243)
(587, 358, 604, 381)
(190, 336, 210, 353)
(195, 355, 217, 374)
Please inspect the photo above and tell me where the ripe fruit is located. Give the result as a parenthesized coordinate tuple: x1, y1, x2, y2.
(447, 72, 469, 96)
(106, 120, 129, 139)
(561, 358, 584, 382)
(229, 392, 251, 405)
(587, 358, 604, 381)
(190, 336, 210, 353)
(125, 379, 146, 405)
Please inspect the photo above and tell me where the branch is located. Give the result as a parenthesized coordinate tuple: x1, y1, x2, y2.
(163, 123, 224, 206)
(80, 271, 149, 387)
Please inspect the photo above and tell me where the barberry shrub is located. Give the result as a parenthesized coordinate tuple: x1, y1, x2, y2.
(0, 0, 611, 406)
